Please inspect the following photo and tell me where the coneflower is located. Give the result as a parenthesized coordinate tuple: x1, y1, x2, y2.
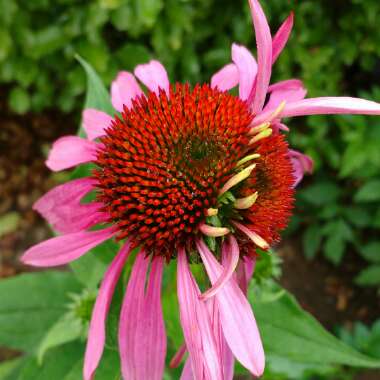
(22, 0, 380, 379)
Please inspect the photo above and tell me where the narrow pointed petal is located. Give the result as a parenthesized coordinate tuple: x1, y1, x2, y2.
(135, 257, 166, 380)
(281, 97, 380, 117)
(119, 252, 150, 380)
(231, 44, 258, 101)
(33, 178, 107, 234)
(199, 223, 230, 237)
(170, 344, 187, 368)
(177, 247, 223, 380)
(248, 0, 272, 113)
(196, 237, 265, 377)
(289, 149, 314, 187)
(46, 136, 98, 171)
(200, 240, 239, 300)
(134, 60, 170, 95)
(272, 12, 294, 64)
(111, 71, 144, 112)
(236, 257, 256, 295)
(211, 63, 239, 92)
(231, 220, 269, 250)
(82, 109, 113, 141)
(83, 241, 131, 380)
(21, 227, 116, 267)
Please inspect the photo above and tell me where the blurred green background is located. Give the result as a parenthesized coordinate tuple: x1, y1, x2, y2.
(1, 0, 380, 379)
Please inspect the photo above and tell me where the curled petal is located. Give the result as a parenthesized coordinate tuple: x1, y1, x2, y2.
(46, 136, 98, 171)
(231, 220, 269, 250)
(33, 178, 107, 234)
(177, 248, 223, 380)
(248, 0, 272, 113)
(84, 241, 131, 380)
(231, 44, 258, 101)
(289, 149, 314, 187)
(21, 227, 116, 267)
(134, 60, 170, 95)
(200, 237, 239, 300)
(82, 109, 113, 141)
(272, 12, 294, 64)
(199, 223, 230, 237)
(196, 238, 265, 377)
(211, 63, 239, 92)
(268, 79, 304, 93)
(111, 71, 144, 112)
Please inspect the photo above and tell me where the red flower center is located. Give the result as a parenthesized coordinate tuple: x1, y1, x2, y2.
(95, 83, 294, 258)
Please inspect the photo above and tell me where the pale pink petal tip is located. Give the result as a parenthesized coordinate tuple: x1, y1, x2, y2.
(119, 254, 166, 380)
(21, 227, 116, 267)
(272, 11, 294, 64)
(45, 136, 98, 171)
(196, 238, 265, 377)
(111, 71, 144, 112)
(211, 63, 239, 92)
(83, 109, 113, 141)
(33, 177, 107, 234)
(134, 60, 170, 95)
(231, 43, 258, 101)
(83, 241, 131, 380)
(248, 0, 272, 113)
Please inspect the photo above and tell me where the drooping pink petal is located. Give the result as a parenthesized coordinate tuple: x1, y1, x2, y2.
(33, 178, 107, 234)
(281, 97, 380, 118)
(83, 241, 132, 380)
(289, 149, 314, 187)
(21, 227, 116, 267)
(196, 237, 265, 377)
(177, 247, 223, 380)
(248, 0, 272, 113)
(82, 109, 114, 140)
(134, 60, 170, 95)
(45, 136, 98, 171)
(119, 252, 150, 380)
(210, 63, 239, 92)
(272, 12, 294, 64)
(264, 80, 307, 112)
(134, 256, 166, 380)
(180, 358, 193, 380)
(231, 44, 258, 101)
(236, 257, 256, 295)
(111, 71, 144, 112)
(119, 253, 166, 380)
(200, 238, 239, 300)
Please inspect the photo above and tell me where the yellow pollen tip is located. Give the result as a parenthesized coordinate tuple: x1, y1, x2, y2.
(236, 154, 261, 167)
(268, 100, 286, 122)
(234, 191, 258, 209)
(249, 128, 273, 145)
(248, 122, 270, 136)
(206, 208, 218, 216)
(219, 163, 256, 196)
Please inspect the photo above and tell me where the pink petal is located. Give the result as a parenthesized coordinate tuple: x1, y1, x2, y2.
(134, 60, 170, 95)
(196, 237, 265, 377)
(135, 257, 166, 380)
(281, 97, 380, 118)
(272, 12, 294, 64)
(177, 247, 223, 380)
(82, 109, 113, 140)
(83, 241, 132, 380)
(46, 136, 98, 171)
(21, 227, 116, 267)
(119, 253, 166, 380)
(289, 149, 314, 187)
(210, 63, 239, 92)
(111, 71, 144, 112)
(248, 0, 272, 113)
(236, 257, 256, 295)
(180, 359, 193, 380)
(231, 44, 258, 101)
(33, 178, 107, 234)
(200, 237, 239, 300)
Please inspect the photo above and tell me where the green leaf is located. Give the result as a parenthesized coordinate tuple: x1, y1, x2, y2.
(355, 265, 380, 287)
(354, 180, 380, 202)
(251, 285, 380, 368)
(37, 313, 83, 364)
(8, 87, 30, 114)
(302, 223, 322, 259)
(359, 242, 380, 263)
(76, 54, 114, 114)
(0, 358, 22, 380)
(299, 181, 341, 206)
(0, 272, 80, 352)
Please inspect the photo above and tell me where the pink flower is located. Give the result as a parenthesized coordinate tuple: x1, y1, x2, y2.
(21, 1, 380, 379)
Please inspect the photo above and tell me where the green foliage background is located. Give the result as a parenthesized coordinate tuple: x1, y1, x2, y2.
(2, 0, 379, 273)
